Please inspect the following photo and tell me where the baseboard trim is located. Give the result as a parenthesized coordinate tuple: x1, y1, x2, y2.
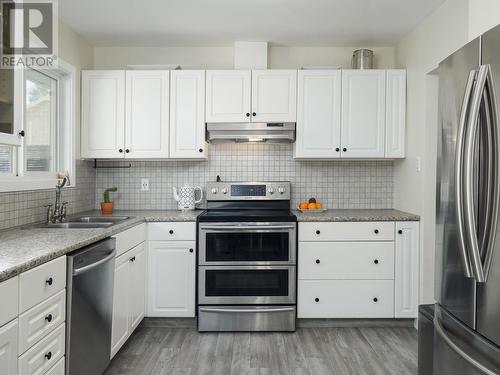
(297, 318, 415, 328)
(140, 317, 197, 328)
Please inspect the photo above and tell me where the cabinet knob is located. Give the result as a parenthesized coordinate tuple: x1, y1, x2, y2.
(373, 297, 378, 303)
(343, 148, 347, 152)
(398, 229, 403, 234)
(45, 352, 52, 360)
(125, 149, 130, 153)
(169, 230, 174, 234)
(374, 229, 379, 234)
(246, 113, 250, 117)
(374, 259, 379, 264)
(45, 314, 53, 323)
(316, 230, 320, 235)
(252, 112, 256, 116)
(315, 298, 320, 303)
(19, 130, 25, 137)
(119, 149, 123, 153)
(45, 277, 53, 286)
(199, 148, 203, 153)
(189, 248, 194, 253)
(130, 256, 136, 262)
(315, 259, 320, 264)
(335, 147, 340, 152)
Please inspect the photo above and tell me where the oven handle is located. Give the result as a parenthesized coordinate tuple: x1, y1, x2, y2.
(199, 307, 295, 313)
(200, 225, 296, 231)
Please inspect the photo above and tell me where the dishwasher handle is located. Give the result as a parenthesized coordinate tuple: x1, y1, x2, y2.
(73, 249, 116, 276)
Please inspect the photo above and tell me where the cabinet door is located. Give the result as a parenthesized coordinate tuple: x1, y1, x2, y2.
(0, 319, 18, 375)
(205, 70, 251, 123)
(294, 70, 341, 158)
(251, 70, 297, 123)
(125, 70, 169, 158)
(81, 70, 125, 159)
(385, 70, 406, 158)
(129, 243, 147, 332)
(111, 255, 130, 358)
(394, 221, 419, 318)
(170, 70, 206, 158)
(148, 241, 196, 317)
(341, 70, 386, 158)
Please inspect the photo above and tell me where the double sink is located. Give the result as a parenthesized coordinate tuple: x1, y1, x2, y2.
(38, 216, 130, 229)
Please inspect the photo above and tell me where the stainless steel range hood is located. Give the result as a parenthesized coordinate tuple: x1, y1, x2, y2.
(206, 123, 296, 144)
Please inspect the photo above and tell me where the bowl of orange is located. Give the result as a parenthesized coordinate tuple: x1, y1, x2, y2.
(298, 198, 326, 213)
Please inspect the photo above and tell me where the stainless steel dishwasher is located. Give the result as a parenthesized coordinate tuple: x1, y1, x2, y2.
(66, 238, 116, 375)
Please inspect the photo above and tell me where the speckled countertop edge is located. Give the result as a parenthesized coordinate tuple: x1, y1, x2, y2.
(293, 209, 420, 222)
(0, 209, 204, 283)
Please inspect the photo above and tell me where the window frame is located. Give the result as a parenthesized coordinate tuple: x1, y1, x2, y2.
(0, 59, 76, 192)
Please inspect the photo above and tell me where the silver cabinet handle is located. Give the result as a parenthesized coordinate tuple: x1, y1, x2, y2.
(455, 70, 476, 278)
(199, 307, 295, 314)
(434, 317, 498, 375)
(200, 225, 295, 231)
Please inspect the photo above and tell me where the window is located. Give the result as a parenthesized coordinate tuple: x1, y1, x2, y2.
(0, 60, 76, 192)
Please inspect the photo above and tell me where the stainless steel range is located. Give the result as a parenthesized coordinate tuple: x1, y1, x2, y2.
(197, 181, 297, 332)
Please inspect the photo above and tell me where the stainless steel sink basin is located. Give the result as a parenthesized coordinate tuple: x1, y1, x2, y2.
(38, 222, 114, 229)
(73, 216, 130, 223)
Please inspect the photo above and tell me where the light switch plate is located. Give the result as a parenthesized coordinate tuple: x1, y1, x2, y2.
(141, 178, 150, 191)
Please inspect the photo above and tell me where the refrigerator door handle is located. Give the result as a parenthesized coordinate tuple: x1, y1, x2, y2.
(435, 317, 498, 375)
(464, 65, 493, 283)
(455, 70, 477, 278)
(479, 64, 500, 282)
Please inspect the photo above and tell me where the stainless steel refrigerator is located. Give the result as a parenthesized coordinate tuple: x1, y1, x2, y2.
(435, 24, 500, 374)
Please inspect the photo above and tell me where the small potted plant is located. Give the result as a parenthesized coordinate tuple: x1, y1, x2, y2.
(101, 187, 118, 215)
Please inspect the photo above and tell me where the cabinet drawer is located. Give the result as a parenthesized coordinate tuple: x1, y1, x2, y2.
(114, 223, 146, 257)
(148, 222, 196, 241)
(297, 280, 394, 318)
(19, 257, 66, 313)
(298, 242, 394, 280)
(45, 357, 64, 375)
(0, 276, 18, 327)
(18, 323, 65, 375)
(299, 222, 395, 241)
(18, 290, 66, 354)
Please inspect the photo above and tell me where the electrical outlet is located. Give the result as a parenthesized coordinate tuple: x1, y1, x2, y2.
(141, 178, 150, 191)
(416, 157, 422, 172)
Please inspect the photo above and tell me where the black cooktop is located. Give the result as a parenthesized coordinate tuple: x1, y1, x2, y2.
(198, 209, 297, 222)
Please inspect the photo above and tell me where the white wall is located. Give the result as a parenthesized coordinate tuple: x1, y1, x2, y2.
(58, 21, 94, 158)
(394, 0, 470, 304)
(94, 45, 395, 69)
(469, 0, 500, 39)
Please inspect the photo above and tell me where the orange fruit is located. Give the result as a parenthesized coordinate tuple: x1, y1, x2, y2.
(316, 202, 323, 209)
(300, 202, 309, 210)
(308, 203, 317, 210)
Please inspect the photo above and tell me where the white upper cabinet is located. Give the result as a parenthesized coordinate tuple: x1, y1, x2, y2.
(294, 70, 341, 158)
(385, 70, 406, 158)
(205, 70, 251, 123)
(125, 71, 170, 158)
(251, 70, 297, 123)
(81, 71, 125, 159)
(341, 70, 386, 158)
(170, 70, 207, 158)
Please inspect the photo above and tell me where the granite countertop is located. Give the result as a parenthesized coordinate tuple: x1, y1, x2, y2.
(0, 209, 203, 283)
(293, 209, 420, 222)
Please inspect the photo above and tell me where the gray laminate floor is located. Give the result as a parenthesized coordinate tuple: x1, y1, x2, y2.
(104, 325, 417, 375)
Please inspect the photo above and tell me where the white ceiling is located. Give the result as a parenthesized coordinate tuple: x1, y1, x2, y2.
(60, 0, 446, 47)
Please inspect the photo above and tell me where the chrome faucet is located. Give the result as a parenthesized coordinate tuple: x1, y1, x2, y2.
(46, 175, 70, 223)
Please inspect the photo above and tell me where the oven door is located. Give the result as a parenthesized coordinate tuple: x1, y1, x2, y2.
(198, 222, 296, 266)
(198, 265, 296, 305)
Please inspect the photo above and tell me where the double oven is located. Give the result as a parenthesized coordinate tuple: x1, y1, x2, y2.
(197, 182, 297, 332)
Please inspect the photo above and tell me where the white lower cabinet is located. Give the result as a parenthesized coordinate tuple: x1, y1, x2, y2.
(45, 357, 64, 375)
(298, 280, 394, 318)
(297, 221, 419, 319)
(148, 241, 196, 317)
(111, 242, 147, 358)
(18, 323, 65, 375)
(0, 319, 18, 375)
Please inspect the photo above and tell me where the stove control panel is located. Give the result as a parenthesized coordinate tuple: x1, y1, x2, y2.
(206, 182, 291, 201)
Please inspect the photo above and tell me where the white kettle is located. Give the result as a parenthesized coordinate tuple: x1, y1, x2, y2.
(172, 185, 203, 211)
